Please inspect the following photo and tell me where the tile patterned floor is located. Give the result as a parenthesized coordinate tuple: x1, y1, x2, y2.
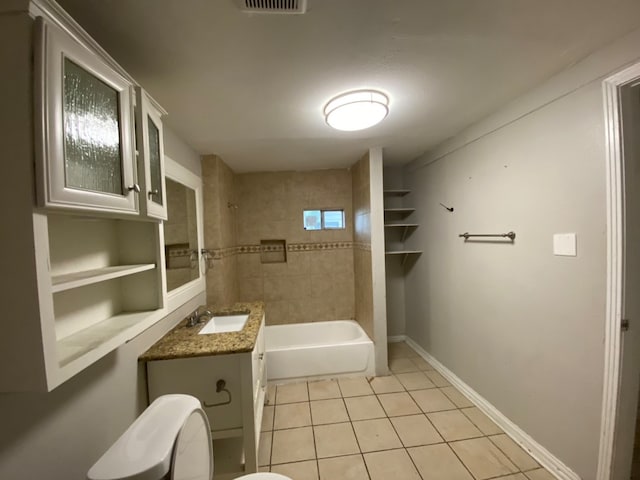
(258, 342, 556, 480)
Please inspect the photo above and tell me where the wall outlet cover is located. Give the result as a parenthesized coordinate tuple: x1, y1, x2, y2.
(553, 233, 577, 256)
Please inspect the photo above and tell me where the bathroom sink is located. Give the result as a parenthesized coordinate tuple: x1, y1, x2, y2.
(198, 314, 249, 334)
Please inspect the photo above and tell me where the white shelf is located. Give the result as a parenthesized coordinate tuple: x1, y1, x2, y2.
(57, 310, 158, 367)
(385, 250, 422, 265)
(384, 208, 415, 214)
(385, 223, 419, 242)
(51, 264, 156, 293)
(383, 189, 411, 196)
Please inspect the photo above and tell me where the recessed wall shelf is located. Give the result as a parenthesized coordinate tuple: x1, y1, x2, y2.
(51, 264, 156, 293)
(383, 189, 411, 196)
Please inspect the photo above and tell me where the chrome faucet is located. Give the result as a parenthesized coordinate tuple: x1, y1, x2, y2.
(186, 308, 213, 327)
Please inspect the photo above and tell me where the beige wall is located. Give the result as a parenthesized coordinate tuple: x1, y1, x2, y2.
(352, 153, 374, 340)
(202, 154, 239, 307)
(401, 27, 640, 477)
(235, 170, 355, 325)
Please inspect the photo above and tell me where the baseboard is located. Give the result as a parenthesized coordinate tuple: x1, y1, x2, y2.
(403, 337, 580, 480)
(387, 335, 407, 343)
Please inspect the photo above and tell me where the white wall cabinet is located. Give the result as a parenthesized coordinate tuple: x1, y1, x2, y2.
(146, 318, 267, 479)
(34, 16, 140, 215)
(136, 87, 168, 220)
(0, 1, 173, 392)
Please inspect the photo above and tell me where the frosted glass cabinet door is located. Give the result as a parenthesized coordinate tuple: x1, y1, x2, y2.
(35, 18, 139, 214)
(136, 88, 168, 220)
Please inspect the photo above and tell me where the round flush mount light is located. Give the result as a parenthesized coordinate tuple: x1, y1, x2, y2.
(324, 89, 389, 131)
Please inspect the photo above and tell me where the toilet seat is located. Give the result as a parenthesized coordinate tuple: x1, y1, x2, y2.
(87, 395, 293, 480)
(171, 409, 213, 480)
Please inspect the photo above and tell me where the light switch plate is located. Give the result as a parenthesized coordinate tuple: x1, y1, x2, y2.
(553, 233, 577, 256)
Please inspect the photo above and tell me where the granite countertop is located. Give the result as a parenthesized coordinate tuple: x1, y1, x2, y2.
(139, 302, 264, 362)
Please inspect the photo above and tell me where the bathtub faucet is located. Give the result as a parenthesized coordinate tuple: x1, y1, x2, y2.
(186, 308, 213, 327)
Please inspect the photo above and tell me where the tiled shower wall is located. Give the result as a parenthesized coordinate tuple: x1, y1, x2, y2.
(352, 152, 374, 340)
(202, 154, 239, 307)
(235, 170, 355, 325)
(202, 158, 356, 325)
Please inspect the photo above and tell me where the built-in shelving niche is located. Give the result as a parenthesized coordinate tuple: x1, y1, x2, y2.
(47, 214, 162, 368)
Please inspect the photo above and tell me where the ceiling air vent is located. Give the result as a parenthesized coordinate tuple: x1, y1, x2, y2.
(236, 0, 307, 14)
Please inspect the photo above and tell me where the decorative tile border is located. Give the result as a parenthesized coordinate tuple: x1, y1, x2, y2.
(205, 241, 362, 259)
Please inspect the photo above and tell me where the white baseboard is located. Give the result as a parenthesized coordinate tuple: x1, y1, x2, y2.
(403, 337, 580, 480)
(387, 335, 407, 343)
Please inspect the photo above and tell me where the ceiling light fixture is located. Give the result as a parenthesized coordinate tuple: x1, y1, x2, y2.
(324, 90, 389, 131)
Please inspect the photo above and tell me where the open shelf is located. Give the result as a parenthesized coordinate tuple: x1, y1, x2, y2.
(383, 189, 411, 196)
(57, 310, 157, 367)
(51, 264, 155, 293)
(384, 208, 415, 214)
(385, 250, 423, 265)
(384, 223, 419, 242)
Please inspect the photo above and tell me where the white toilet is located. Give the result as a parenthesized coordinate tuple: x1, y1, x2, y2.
(87, 394, 290, 480)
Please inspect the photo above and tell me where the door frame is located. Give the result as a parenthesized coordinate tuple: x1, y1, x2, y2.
(597, 61, 640, 480)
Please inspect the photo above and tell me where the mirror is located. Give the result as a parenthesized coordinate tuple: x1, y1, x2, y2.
(164, 176, 199, 292)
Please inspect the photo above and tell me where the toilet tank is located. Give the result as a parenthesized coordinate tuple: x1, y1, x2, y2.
(87, 394, 213, 480)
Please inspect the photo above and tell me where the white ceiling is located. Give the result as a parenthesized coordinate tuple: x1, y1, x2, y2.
(57, 0, 640, 172)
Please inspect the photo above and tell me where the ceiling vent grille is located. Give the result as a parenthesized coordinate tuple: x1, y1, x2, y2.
(236, 0, 307, 14)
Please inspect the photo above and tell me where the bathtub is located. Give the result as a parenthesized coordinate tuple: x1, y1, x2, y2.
(265, 320, 375, 382)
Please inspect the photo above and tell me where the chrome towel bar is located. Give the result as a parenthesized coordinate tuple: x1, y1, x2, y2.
(459, 231, 516, 240)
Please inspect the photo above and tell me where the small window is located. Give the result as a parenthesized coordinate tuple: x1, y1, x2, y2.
(303, 209, 345, 230)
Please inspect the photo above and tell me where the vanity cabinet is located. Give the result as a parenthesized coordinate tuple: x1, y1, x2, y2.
(0, 1, 174, 392)
(146, 317, 267, 479)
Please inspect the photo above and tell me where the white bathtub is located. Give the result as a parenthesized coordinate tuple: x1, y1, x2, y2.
(265, 320, 375, 382)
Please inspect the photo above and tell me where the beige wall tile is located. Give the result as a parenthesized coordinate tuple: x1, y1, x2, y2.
(265, 300, 291, 326)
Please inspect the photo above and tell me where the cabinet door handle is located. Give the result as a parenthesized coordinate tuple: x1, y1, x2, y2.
(127, 184, 141, 193)
(148, 189, 159, 199)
